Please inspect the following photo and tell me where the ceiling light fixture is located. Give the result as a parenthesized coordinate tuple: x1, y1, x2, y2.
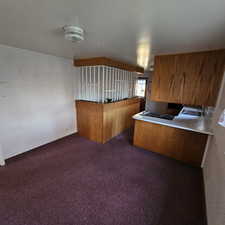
(63, 25, 84, 42)
(137, 41, 150, 70)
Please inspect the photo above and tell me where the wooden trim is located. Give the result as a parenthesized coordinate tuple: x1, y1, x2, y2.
(74, 57, 144, 74)
(155, 49, 225, 57)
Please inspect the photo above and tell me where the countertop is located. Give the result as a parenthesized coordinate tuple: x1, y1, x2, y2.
(133, 107, 214, 135)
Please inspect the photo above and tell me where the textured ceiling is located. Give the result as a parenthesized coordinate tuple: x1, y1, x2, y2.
(0, 0, 225, 69)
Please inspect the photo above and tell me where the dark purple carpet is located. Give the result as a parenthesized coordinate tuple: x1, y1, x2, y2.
(0, 130, 207, 225)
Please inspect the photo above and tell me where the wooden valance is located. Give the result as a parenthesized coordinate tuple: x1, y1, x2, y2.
(74, 57, 144, 74)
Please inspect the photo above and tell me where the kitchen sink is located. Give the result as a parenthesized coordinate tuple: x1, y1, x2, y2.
(182, 110, 201, 116)
(142, 112, 175, 120)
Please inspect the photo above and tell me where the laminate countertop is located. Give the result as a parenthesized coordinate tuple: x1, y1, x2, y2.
(133, 107, 213, 135)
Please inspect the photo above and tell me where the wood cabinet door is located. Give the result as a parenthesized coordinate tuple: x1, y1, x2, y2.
(150, 50, 225, 106)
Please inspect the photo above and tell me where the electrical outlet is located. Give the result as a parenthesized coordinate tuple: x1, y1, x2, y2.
(218, 109, 225, 127)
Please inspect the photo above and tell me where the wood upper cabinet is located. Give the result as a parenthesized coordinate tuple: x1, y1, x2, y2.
(150, 50, 225, 106)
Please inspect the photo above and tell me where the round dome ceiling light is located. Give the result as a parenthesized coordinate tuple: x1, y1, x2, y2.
(63, 25, 84, 42)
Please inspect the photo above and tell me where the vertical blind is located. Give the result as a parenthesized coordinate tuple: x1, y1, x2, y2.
(77, 66, 137, 103)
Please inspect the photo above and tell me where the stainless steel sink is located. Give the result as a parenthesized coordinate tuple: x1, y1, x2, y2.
(182, 110, 201, 116)
(142, 112, 174, 120)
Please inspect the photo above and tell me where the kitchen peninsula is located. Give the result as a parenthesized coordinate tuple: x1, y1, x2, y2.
(133, 107, 213, 166)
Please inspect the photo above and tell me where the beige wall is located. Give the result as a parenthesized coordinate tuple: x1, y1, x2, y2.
(203, 72, 225, 225)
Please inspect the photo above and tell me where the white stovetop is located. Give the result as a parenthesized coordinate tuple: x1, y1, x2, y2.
(133, 106, 213, 135)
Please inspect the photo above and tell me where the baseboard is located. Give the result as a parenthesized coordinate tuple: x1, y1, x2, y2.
(202, 171, 209, 225)
(4, 131, 78, 164)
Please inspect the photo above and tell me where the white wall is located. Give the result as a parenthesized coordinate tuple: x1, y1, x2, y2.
(0, 45, 77, 160)
(203, 72, 225, 225)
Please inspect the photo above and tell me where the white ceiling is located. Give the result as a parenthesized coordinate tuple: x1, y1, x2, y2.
(0, 0, 225, 69)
